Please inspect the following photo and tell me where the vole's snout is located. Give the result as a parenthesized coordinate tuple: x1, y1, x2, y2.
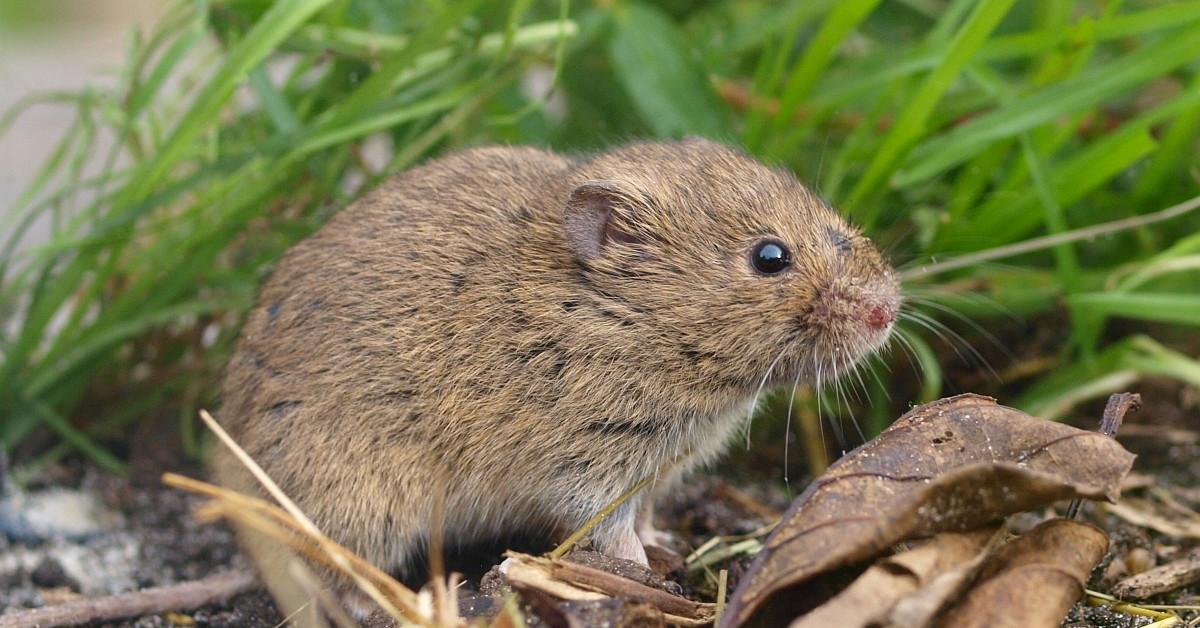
(867, 303, 895, 330)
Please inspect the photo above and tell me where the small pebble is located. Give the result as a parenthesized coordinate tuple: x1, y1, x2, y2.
(1124, 547, 1155, 575)
(31, 556, 80, 590)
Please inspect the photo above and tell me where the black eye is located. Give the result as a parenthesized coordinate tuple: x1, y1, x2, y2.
(751, 239, 792, 275)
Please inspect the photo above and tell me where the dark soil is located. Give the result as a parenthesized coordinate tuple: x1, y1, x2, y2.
(0, 458, 283, 627)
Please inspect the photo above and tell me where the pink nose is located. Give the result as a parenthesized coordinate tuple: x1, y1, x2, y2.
(867, 304, 894, 330)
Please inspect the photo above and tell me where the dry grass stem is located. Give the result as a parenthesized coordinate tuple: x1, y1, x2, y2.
(171, 410, 447, 626)
(1086, 590, 1181, 622)
(164, 473, 430, 624)
(714, 569, 729, 627)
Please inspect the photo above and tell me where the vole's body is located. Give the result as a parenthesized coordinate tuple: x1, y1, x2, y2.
(214, 140, 899, 613)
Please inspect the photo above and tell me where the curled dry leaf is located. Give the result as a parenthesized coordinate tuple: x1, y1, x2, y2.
(724, 394, 1135, 627)
(937, 519, 1108, 628)
(790, 528, 1002, 628)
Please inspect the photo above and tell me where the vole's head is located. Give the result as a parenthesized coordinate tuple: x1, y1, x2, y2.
(562, 139, 899, 395)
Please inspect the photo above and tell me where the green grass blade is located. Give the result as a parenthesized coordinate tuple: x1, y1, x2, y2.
(932, 82, 1200, 250)
(850, 0, 1016, 221)
(12, 399, 126, 474)
(1114, 255, 1200, 292)
(24, 300, 233, 399)
(248, 65, 301, 134)
(896, 22, 1200, 186)
(1019, 336, 1200, 419)
(609, 1, 731, 138)
(294, 88, 471, 155)
(119, 0, 334, 205)
(1068, 293, 1200, 327)
(902, 328, 944, 403)
(771, 0, 880, 123)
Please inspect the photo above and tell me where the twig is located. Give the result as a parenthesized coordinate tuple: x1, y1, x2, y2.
(1099, 392, 1141, 437)
(1066, 393, 1140, 519)
(1113, 547, 1200, 600)
(547, 558, 704, 617)
(901, 194, 1200, 280)
(506, 552, 714, 620)
(715, 482, 783, 521)
(0, 570, 256, 628)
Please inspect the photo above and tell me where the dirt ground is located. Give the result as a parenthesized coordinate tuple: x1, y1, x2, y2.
(1, 387, 1197, 628)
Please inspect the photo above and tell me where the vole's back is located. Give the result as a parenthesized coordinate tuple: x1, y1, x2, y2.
(216, 146, 581, 563)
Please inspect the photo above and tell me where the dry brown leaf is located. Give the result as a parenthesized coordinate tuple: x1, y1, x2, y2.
(1104, 498, 1200, 539)
(1112, 547, 1200, 600)
(789, 528, 1001, 628)
(724, 394, 1135, 627)
(936, 519, 1108, 628)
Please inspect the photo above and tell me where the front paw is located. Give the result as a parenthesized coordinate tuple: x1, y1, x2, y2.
(637, 524, 680, 552)
(591, 519, 650, 566)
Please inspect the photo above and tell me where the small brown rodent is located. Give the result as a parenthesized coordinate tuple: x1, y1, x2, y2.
(213, 139, 899, 613)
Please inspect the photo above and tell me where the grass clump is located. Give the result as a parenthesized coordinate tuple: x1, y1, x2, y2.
(2, 0, 1199, 470)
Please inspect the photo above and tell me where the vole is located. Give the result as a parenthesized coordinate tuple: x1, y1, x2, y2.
(212, 139, 900, 615)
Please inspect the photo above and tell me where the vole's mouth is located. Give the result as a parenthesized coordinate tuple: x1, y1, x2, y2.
(742, 275, 901, 396)
(774, 288, 900, 387)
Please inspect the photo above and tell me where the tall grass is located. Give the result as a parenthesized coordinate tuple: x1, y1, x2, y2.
(2, 0, 1198, 471)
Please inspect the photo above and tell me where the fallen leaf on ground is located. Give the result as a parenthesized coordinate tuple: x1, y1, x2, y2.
(937, 519, 1108, 628)
(724, 394, 1135, 627)
(1104, 498, 1200, 540)
(790, 528, 1001, 628)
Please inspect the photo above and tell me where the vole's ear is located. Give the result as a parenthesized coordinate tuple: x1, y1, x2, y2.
(563, 181, 642, 260)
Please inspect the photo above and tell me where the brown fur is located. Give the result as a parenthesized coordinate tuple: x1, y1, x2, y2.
(213, 139, 899, 613)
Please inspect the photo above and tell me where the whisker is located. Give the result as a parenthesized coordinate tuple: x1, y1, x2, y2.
(877, 337, 899, 376)
(867, 360, 889, 400)
(848, 350, 871, 403)
(912, 308, 998, 381)
(745, 340, 794, 449)
(899, 310, 997, 381)
(830, 351, 858, 452)
(890, 327, 921, 374)
(880, 223, 916, 258)
(904, 297, 1011, 360)
(783, 373, 800, 487)
(903, 288, 1012, 321)
(840, 351, 868, 445)
(898, 312, 963, 361)
(893, 326, 936, 392)
(814, 354, 827, 459)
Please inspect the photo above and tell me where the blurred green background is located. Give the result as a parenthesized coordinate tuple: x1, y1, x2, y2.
(1, 0, 1198, 476)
